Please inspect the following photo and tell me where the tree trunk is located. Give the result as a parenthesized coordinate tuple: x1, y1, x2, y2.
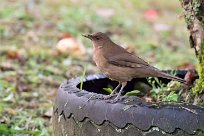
(180, 0, 204, 105)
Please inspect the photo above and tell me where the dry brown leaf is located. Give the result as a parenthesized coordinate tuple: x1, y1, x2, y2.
(142, 96, 157, 103)
(56, 36, 86, 60)
(6, 49, 19, 60)
(43, 108, 53, 118)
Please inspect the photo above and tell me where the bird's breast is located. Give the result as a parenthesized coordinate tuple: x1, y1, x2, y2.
(93, 48, 109, 70)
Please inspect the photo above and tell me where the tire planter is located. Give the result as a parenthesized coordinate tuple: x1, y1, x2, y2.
(52, 70, 204, 136)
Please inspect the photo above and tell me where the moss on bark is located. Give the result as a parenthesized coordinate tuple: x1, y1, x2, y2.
(193, 42, 204, 94)
(180, 0, 204, 104)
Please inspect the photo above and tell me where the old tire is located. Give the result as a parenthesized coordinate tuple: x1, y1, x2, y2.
(52, 72, 204, 136)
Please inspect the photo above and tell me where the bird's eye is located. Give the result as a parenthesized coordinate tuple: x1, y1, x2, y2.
(96, 37, 100, 40)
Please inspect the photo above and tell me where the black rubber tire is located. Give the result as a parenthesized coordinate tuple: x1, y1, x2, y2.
(52, 72, 204, 136)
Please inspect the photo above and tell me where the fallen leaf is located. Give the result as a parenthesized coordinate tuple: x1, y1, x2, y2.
(43, 108, 53, 118)
(96, 8, 115, 19)
(142, 96, 156, 102)
(144, 9, 158, 22)
(5, 48, 27, 63)
(6, 49, 19, 60)
(56, 34, 86, 60)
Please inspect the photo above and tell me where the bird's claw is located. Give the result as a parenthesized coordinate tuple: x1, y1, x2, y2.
(109, 96, 121, 103)
(103, 94, 117, 100)
(104, 95, 123, 103)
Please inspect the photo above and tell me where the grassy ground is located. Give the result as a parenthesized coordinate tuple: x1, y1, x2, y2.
(0, 0, 197, 135)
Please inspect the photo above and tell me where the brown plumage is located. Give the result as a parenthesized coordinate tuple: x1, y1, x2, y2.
(83, 32, 186, 101)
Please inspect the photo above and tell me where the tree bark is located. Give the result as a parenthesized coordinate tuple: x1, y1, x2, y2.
(180, 0, 204, 104)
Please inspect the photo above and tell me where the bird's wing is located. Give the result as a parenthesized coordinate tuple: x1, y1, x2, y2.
(106, 53, 149, 68)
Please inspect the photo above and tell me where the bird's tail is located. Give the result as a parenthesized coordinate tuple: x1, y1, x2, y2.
(158, 71, 187, 84)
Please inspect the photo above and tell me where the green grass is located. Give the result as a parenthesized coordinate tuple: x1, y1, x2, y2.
(80, 66, 87, 90)
(0, 124, 40, 136)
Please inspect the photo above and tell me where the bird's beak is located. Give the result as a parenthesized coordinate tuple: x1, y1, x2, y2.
(82, 34, 93, 40)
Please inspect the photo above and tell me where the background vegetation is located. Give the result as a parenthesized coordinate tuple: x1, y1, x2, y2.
(0, 0, 196, 135)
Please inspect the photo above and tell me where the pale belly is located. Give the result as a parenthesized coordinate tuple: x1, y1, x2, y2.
(103, 65, 133, 82)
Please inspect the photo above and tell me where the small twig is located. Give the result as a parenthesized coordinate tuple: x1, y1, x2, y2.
(180, 106, 198, 115)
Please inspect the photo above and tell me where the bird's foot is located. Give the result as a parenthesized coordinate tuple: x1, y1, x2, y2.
(112, 95, 121, 103)
(103, 94, 117, 100)
(108, 96, 122, 103)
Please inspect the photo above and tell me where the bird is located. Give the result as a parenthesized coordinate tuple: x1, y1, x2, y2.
(82, 32, 186, 101)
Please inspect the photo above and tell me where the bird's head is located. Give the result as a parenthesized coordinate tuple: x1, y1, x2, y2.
(82, 32, 110, 47)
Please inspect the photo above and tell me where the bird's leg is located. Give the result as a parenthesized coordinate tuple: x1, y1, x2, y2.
(103, 83, 121, 99)
(113, 82, 127, 102)
(111, 83, 121, 95)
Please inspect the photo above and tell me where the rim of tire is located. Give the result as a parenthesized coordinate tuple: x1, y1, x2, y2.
(53, 70, 204, 135)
